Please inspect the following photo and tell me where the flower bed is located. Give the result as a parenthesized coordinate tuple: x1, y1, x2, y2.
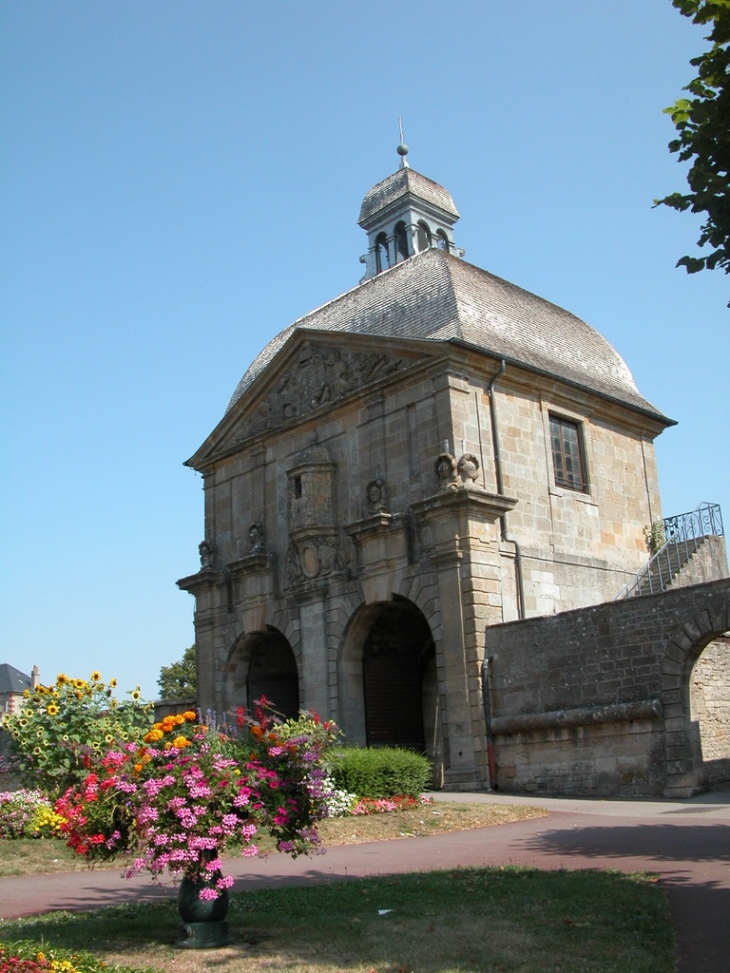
(0, 943, 109, 973)
(351, 795, 431, 815)
(0, 790, 63, 839)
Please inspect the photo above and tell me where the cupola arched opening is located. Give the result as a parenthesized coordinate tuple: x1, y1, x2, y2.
(375, 232, 389, 273)
(394, 222, 409, 263)
(416, 221, 432, 252)
(436, 229, 450, 253)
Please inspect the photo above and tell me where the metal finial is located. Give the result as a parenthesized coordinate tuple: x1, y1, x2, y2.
(397, 116, 409, 168)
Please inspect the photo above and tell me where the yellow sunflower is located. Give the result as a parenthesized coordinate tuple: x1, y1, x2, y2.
(47, 704, 59, 716)
(90, 671, 101, 681)
(56, 674, 68, 685)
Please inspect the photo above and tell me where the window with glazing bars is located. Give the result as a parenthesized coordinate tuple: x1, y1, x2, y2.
(549, 416, 586, 491)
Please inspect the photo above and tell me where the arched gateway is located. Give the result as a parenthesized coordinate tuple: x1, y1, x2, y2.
(224, 629, 299, 720)
(338, 598, 439, 764)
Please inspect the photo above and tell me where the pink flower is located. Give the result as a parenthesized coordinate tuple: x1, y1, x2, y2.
(198, 887, 220, 901)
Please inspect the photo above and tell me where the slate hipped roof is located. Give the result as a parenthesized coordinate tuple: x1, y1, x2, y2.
(226, 248, 669, 422)
(0, 664, 31, 695)
(358, 168, 460, 225)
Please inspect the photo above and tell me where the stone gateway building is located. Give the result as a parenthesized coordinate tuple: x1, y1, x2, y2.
(179, 149, 729, 796)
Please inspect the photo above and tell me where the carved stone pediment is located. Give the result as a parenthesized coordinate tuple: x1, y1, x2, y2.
(231, 344, 412, 445)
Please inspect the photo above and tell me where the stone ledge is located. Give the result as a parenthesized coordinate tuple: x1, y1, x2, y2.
(491, 698, 662, 735)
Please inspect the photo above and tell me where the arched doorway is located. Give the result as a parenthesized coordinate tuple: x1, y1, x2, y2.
(339, 597, 439, 761)
(662, 592, 730, 796)
(689, 635, 730, 787)
(225, 628, 300, 720)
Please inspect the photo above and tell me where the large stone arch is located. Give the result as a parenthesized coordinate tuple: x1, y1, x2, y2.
(661, 593, 730, 796)
(223, 626, 300, 720)
(338, 594, 441, 772)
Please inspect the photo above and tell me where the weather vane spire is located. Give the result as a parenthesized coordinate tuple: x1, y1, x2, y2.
(397, 116, 409, 169)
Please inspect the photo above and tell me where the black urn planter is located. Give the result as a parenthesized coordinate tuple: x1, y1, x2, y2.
(175, 861, 232, 949)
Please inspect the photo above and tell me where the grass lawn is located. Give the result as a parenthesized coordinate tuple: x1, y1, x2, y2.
(0, 867, 675, 973)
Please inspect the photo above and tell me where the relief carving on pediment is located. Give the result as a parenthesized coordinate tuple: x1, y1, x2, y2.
(286, 530, 351, 586)
(233, 346, 408, 443)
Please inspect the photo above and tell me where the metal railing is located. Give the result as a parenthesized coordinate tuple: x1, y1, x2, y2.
(616, 502, 724, 600)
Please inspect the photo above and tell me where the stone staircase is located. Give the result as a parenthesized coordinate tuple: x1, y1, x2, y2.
(616, 503, 727, 600)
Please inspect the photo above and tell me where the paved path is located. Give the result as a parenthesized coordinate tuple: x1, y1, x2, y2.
(1, 789, 729, 973)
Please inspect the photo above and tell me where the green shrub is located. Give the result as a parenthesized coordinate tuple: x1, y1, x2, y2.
(327, 747, 431, 798)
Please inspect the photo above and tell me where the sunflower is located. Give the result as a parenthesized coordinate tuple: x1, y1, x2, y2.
(109, 678, 117, 688)
(73, 679, 85, 690)
(130, 690, 141, 701)
(47, 704, 59, 716)
(90, 671, 101, 681)
(104, 734, 114, 743)
(56, 674, 68, 685)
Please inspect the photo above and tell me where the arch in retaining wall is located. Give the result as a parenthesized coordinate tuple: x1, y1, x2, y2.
(661, 590, 730, 796)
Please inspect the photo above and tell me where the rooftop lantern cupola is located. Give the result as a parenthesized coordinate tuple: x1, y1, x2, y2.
(358, 128, 463, 280)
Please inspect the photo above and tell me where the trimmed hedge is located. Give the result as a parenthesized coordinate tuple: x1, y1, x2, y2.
(327, 747, 431, 798)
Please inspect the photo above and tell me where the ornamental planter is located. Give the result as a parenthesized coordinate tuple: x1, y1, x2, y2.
(175, 855, 232, 949)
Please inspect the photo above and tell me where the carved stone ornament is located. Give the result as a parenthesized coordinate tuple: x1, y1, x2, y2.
(199, 539, 216, 569)
(435, 452, 458, 491)
(234, 345, 408, 443)
(248, 522, 265, 554)
(457, 452, 480, 489)
(287, 530, 351, 585)
(365, 478, 387, 514)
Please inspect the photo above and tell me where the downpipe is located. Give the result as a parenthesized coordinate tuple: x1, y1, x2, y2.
(487, 360, 525, 620)
(481, 656, 497, 790)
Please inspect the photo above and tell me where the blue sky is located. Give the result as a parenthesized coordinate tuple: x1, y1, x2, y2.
(2, 1, 728, 700)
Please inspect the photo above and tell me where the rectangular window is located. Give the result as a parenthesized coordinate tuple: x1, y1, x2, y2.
(549, 415, 586, 491)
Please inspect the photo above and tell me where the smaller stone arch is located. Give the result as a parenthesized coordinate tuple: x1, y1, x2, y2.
(661, 594, 730, 796)
(224, 627, 300, 721)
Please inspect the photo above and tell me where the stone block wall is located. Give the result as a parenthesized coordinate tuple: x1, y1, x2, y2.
(484, 578, 730, 796)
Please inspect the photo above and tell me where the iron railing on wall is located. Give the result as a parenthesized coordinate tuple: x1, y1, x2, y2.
(615, 502, 724, 600)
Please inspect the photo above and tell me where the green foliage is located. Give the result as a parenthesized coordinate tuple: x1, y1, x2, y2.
(655, 1, 730, 294)
(1, 673, 153, 799)
(156, 643, 197, 700)
(644, 520, 667, 554)
(327, 746, 431, 798)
